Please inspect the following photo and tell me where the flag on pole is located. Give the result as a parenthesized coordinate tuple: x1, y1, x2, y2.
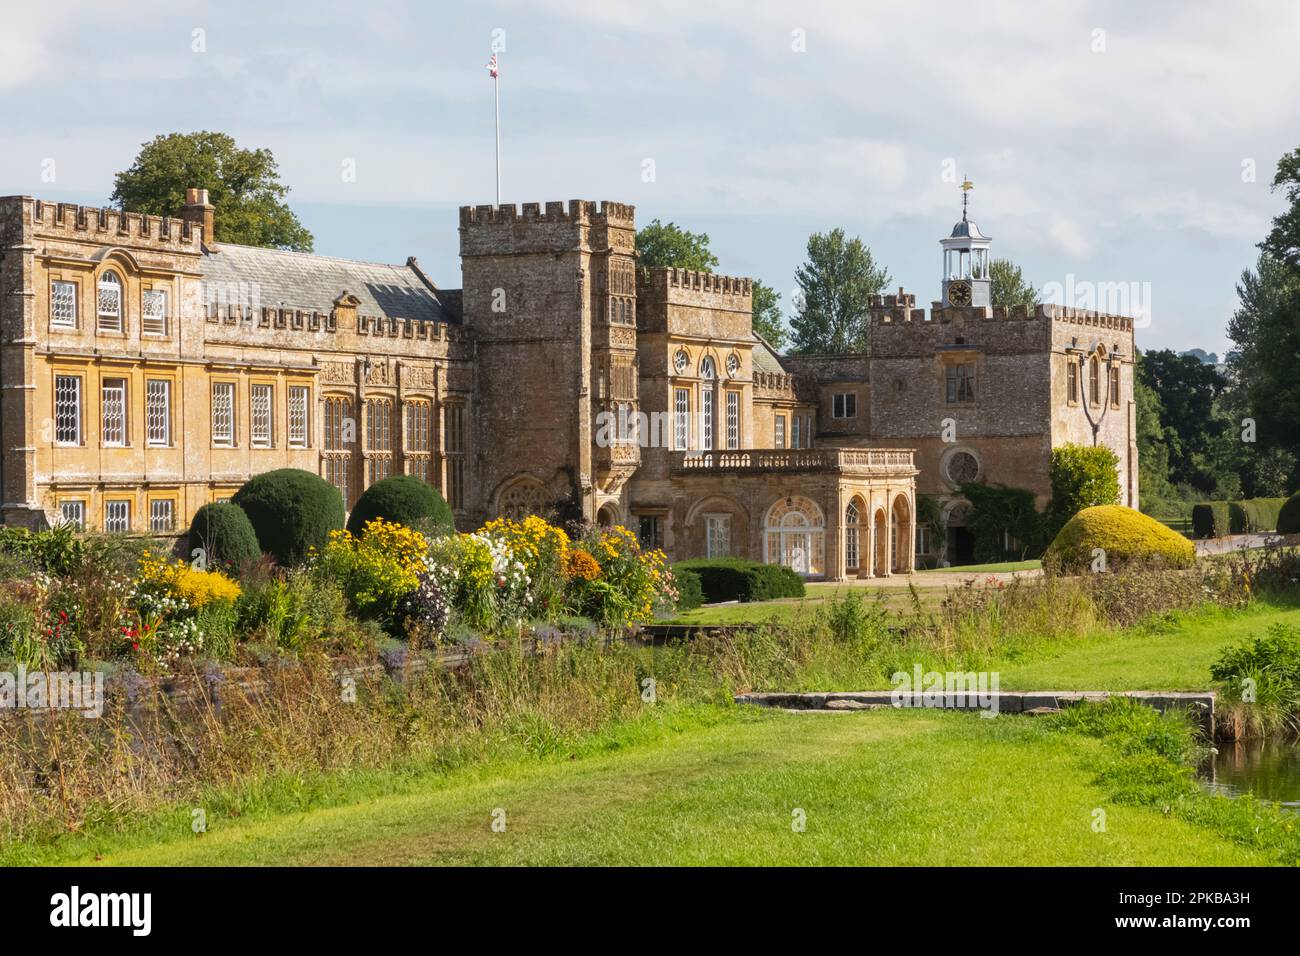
(488, 52, 501, 204)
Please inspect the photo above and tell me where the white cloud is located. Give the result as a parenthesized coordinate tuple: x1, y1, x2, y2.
(1048, 218, 1095, 259)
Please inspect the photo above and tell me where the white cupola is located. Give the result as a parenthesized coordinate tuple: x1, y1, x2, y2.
(940, 179, 992, 308)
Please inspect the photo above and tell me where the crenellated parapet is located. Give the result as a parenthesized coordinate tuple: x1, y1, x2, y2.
(638, 266, 752, 298)
(28, 197, 202, 253)
(868, 290, 1135, 332)
(459, 199, 636, 257)
(459, 199, 635, 228)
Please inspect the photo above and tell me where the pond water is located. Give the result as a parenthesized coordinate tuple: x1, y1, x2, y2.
(1202, 739, 1300, 810)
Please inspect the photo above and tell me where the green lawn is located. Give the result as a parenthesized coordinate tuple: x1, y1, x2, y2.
(992, 604, 1298, 690)
(932, 559, 1042, 573)
(666, 581, 950, 625)
(33, 708, 1275, 867)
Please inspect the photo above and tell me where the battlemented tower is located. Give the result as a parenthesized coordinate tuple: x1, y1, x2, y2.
(458, 199, 637, 524)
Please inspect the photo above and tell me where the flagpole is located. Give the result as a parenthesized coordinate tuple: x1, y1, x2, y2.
(493, 60, 501, 205)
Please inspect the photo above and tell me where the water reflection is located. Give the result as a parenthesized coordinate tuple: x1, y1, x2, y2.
(1202, 738, 1300, 809)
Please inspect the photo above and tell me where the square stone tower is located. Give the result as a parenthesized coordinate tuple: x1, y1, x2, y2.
(458, 200, 637, 524)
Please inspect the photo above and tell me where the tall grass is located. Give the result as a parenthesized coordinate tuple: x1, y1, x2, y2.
(0, 557, 1280, 849)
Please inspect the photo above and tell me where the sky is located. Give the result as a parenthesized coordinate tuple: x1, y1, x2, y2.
(3, 0, 1298, 355)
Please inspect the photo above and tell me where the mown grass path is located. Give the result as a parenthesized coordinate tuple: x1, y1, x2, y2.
(71, 708, 1271, 867)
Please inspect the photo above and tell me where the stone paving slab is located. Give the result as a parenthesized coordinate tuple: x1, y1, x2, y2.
(735, 689, 1216, 736)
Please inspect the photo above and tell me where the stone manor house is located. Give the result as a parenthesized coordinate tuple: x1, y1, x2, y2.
(0, 189, 1137, 579)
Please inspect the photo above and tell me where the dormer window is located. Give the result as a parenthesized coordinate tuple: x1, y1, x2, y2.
(97, 271, 122, 332)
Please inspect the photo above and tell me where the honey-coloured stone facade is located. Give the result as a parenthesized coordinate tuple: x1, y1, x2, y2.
(0, 189, 1135, 577)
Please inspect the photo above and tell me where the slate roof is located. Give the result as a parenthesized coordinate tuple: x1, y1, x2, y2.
(200, 243, 459, 323)
(751, 334, 787, 373)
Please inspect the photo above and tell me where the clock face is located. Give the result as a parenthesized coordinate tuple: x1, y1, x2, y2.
(948, 281, 972, 306)
(674, 350, 689, 374)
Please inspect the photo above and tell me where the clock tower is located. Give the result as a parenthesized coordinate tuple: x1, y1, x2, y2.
(940, 179, 992, 308)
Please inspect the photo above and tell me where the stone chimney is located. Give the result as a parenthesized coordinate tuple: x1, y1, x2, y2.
(182, 187, 215, 245)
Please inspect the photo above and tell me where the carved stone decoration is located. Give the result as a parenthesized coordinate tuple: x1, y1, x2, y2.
(321, 361, 353, 384)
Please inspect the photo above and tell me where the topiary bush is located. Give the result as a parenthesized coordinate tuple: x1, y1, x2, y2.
(187, 502, 261, 570)
(346, 474, 454, 537)
(672, 558, 805, 603)
(1044, 505, 1196, 573)
(1191, 501, 1231, 539)
(1274, 493, 1300, 534)
(231, 469, 345, 567)
(674, 568, 704, 611)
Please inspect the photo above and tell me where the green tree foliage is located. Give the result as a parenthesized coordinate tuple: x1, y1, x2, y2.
(634, 219, 719, 273)
(1262, 147, 1300, 269)
(187, 502, 261, 570)
(750, 279, 786, 350)
(1227, 253, 1300, 492)
(232, 469, 345, 567)
(1046, 443, 1121, 538)
(1134, 356, 1174, 505)
(1138, 349, 1241, 497)
(111, 132, 314, 251)
(988, 258, 1038, 309)
(788, 228, 890, 354)
(346, 475, 454, 537)
(958, 483, 1043, 562)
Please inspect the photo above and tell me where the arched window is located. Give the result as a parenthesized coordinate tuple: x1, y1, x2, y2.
(764, 496, 825, 576)
(1089, 355, 1100, 405)
(699, 357, 716, 450)
(97, 271, 122, 331)
(845, 501, 860, 571)
(501, 478, 549, 520)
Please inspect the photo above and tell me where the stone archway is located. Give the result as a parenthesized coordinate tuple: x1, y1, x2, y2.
(891, 494, 912, 573)
(873, 508, 888, 577)
(845, 495, 868, 577)
(596, 504, 619, 529)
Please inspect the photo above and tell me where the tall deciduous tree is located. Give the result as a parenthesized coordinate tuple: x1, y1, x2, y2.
(750, 280, 786, 350)
(789, 228, 890, 354)
(111, 132, 314, 251)
(1228, 251, 1300, 492)
(634, 219, 719, 273)
(989, 258, 1038, 309)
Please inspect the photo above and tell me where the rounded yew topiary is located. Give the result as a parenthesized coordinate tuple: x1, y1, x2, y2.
(1278, 492, 1300, 534)
(1044, 504, 1195, 572)
(346, 474, 454, 537)
(231, 468, 345, 567)
(187, 502, 261, 570)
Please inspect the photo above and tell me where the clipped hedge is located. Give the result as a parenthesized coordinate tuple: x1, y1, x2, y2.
(1191, 501, 1231, 539)
(346, 474, 454, 537)
(672, 558, 805, 603)
(1280, 493, 1300, 535)
(187, 502, 261, 570)
(674, 568, 704, 611)
(1235, 497, 1288, 533)
(1045, 505, 1196, 572)
(1193, 497, 1289, 538)
(232, 469, 345, 567)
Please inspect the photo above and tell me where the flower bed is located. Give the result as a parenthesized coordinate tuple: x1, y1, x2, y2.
(0, 511, 682, 673)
